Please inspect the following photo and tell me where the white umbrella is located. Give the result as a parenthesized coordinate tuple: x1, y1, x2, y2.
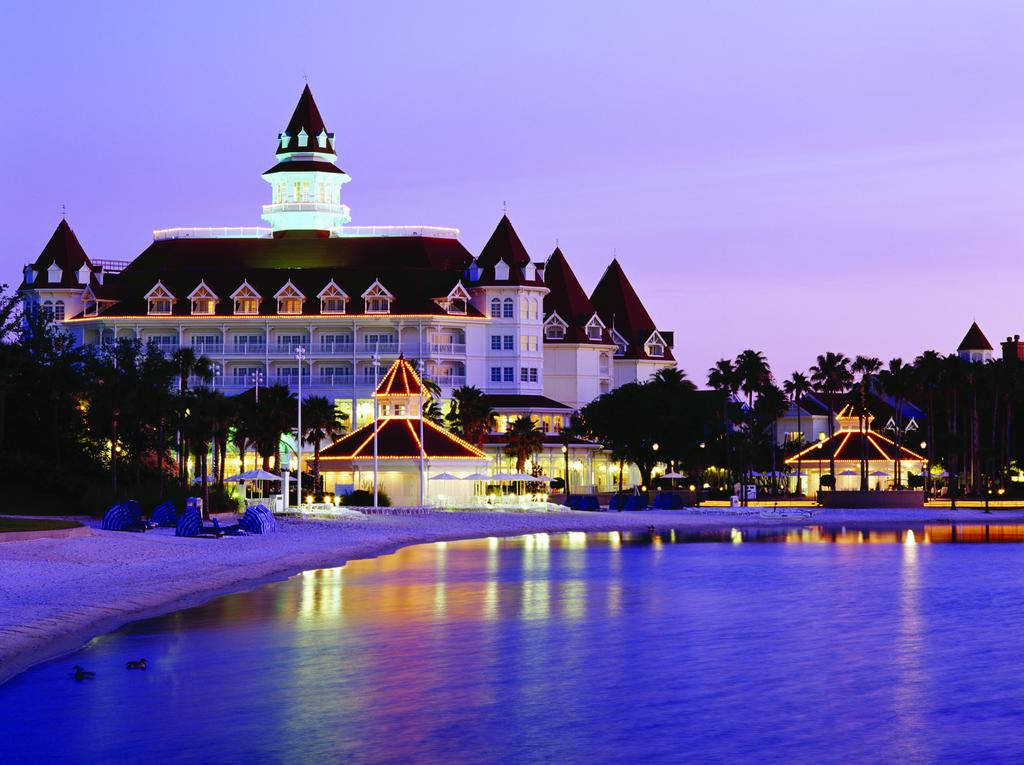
(839, 469, 858, 476)
(191, 475, 215, 484)
(662, 471, 686, 479)
(786, 471, 807, 477)
(533, 475, 554, 482)
(429, 472, 461, 481)
(491, 473, 517, 481)
(934, 470, 949, 478)
(510, 472, 537, 481)
(462, 472, 489, 481)
(225, 469, 282, 482)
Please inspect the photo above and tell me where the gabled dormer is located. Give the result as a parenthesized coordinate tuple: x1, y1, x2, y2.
(318, 280, 349, 314)
(610, 327, 628, 357)
(76, 265, 91, 285)
(275, 280, 306, 315)
(81, 286, 98, 317)
(231, 281, 262, 315)
(544, 313, 568, 341)
(362, 279, 394, 314)
(585, 314, 606, 342)
(436, 282, 471, 315)
(47, 264, 62, 284)
(644, 330, 667, 358)
(188, 281, 218, 315)
(145, 281, 175, 316)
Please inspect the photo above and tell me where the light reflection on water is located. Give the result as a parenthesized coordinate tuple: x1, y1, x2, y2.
(4, 526, 1024, 764)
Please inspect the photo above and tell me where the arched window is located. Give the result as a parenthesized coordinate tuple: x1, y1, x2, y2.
(503, 298, 514, 319)
(54, 300, 65, 321)
(42, 300, 53, 321)
(490, 298, 501, 318)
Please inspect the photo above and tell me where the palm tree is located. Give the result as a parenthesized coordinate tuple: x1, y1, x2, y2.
(172, 348, 213, 486)
(182, 387, 217, 516)
(446, 385, 494, 445)
(302, 395, 349, 494)
(913, 350, 944, 495)
(255, 383, 297, 471)
(504, 416, 544, 473)
(809, 352, 853, 488)
(852, 356, 882, 491)
(707, 358, 740, 487)
(231, 395, 256, 474)
(782, 371, 811, 494)
(878, 358, 914, 488)
(735, 350, 771, 504)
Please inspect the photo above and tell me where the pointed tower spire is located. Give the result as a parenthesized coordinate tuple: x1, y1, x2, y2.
(543, 247, 605, 343)
(262, 85, 351, 235)
(591, 259, 671, 360)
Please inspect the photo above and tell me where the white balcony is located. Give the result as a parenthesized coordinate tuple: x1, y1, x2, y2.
(223, 345, 267, 357)
(359, 341, 400, 354)
(153, 227, 272, 241)
(317, 341, 355, 354)
(262, 201, 352, 217)
(428, 342, 467, 355)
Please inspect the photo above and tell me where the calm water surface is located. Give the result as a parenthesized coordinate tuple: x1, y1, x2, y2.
(5, 525, 1024, 764)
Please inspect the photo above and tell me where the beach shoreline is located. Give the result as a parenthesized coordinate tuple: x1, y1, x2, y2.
(3, 506, 1023, 686)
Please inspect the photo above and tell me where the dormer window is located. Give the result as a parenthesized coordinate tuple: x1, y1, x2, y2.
(275, 281, 305, 315)
(448, 298, 467, 315)
(318, 280, 349, 315)
(362, 280, 394, 314)
(188, 281, 218, 316)
(146, 281, 176, 316)
(610, 328, 628, 357)
(495, 262, 509, 281)
(438, 282, 471, 315)
(82, 288, 98, 317)
(279, 132, 291, 150)
(23, 266, 35, 285)
(47, 265, 62, 284)
(585, 315, 605, 342)
(545, 315, 568, 341)
(232, 281, 261, 315)
(645, 331, 666, 358)
(77, 266, 90, 284)
(297, 129, 308, 148)
(317, 130, 328, 149)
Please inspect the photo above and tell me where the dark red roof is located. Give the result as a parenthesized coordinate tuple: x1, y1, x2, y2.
(75, 235, 478, 318)
(319, 418, 486, 461)
(786, 429, 924, 464)
(958, 321, 993, 351)
(263, 160, 345, 176)
(278, 85, 334, 156)
(542, 248, 611, 345)
(375, 357, 428, 398)
(590, 259, 673, 361)
(481, 393, 572, 411)
(21, 219, 93, 289)
(473, 216, 544, 287)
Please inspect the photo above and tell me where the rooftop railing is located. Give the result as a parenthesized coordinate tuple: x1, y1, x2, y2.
(153, 227, 272, 241)
(331, 225, 460, 239)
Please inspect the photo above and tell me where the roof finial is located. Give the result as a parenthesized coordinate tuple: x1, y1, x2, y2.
(502, 200, 508, 216)
(61, 203, 66, 220)
(303, 71, 308, 84)
(556, 237, 559, 247)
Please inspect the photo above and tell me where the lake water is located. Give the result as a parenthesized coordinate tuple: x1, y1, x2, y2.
(5, 525, 1024, 764)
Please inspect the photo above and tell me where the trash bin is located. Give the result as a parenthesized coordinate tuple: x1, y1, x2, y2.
(730, 496, 740, 508)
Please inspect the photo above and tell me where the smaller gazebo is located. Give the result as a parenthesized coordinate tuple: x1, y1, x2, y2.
(316, 356, 488, 506)
(785, 411, 925, 493)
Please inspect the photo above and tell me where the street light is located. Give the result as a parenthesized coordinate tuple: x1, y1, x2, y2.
(561, 444, 570, 497)
(295, 345, 306, 503)
(252, 369, 264, 403)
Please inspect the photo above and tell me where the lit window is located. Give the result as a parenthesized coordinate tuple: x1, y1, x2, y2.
(278, 297, 302, 315)
(490, 298, 501, 318)
(235, 298, 259, 315)
(149, 298, 172, 315)
(503, 298, 513, 318)
(192, 298, 215, 315)
(553, 416, 563, 433)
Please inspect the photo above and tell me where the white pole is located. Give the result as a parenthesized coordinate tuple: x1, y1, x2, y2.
(418, 359, 426, 507)
(373, 350, 380, 508)
(295, 345, 305, 504)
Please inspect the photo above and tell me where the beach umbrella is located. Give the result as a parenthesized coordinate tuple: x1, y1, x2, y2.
(510, 472, 537, 481)
(191, 474, 216, 485)
(786, 471, 807, 477)
(839, 469, 858, 476)
(462, 472, 489, 480)
(662, 471, 686, 479)
(150, 501, 178, 527)
(239, 504, 277, 534)
(533, 475, 554, 482)
(225, 469, 282, 482)
(491, 473, 517, 481)
(429, 472, 461, 480)
(869, 470, 889, 477)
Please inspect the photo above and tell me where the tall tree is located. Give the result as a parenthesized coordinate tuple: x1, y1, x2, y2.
(809, 352, 853, 488)
(878, 358, 915, 488)
(782, 371, 811, 494)
(302, 394, 348, 494)
(852, 356, 882, 490)
(504, 416, 544, 473)
(446, 385, 494, 445)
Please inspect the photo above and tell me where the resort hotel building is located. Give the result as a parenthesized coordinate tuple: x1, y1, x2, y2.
(17, 86, 675, 504)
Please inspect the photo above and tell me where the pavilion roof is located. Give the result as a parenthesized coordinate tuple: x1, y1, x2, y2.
(785, 429, 925, 464)
(319, 418, 487, 461)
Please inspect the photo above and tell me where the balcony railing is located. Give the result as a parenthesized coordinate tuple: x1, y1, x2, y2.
(272, 343, 311, 354)
(318, 341, 355, 354)
(359, 341, 400, 354)
(190, 343, 223, 354)
(275, 373, 311, 385)
(428, 342, 467, 355)
(153, 227, 272, 241)
(262, 202, 351, 216)
(316, 373, 354, 387)
(224, 345, 267, 356)
(426, 373, 467, 388)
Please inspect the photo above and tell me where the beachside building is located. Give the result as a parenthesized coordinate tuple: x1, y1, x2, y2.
(17, 85, 674, 496)
(957, 321, 994, 363)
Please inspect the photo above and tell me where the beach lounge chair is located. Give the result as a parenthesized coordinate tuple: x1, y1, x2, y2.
(101, 502, 147, 532)
(609, 495, 628, 512)
(572, 495, 599, 511)
(653, 493, 684, 510)
(150, 501, 178, 528)
(239, 504, 277, 534)
(174, 508, 203, 538)
(624, 495, 648, 511)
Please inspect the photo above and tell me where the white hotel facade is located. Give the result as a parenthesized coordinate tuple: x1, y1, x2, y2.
(18, 87, 675, 494)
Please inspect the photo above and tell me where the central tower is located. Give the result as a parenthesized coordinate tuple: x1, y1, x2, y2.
(261, 85, 352, 235)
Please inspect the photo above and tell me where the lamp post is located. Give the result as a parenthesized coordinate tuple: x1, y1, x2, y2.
(561, 445, 569, 498)
(372, 352, 380, 508)
(651, 442, 659, 498)
(295, 345, 305, 504)
(920, 440, 929, 497)
(252, 369, 263, 403)
(418, 359, 426, 507)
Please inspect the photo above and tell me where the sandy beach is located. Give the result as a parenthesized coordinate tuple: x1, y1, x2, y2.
(3, 506, 1023, 686)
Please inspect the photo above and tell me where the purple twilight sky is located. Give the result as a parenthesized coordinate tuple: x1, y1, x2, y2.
(1, 1, 1021, 384)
